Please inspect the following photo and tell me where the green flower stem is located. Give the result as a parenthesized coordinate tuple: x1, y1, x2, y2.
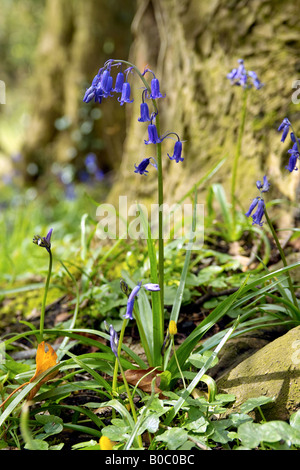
(171, 336, 186, 389)
(264, 207, 299, 311)
(112, 318, 128, 397)
(39, 249, 52, 343)
(154, 112, 165, 339)
(231, 88, 248, 230)
(117, 356, 143, 448)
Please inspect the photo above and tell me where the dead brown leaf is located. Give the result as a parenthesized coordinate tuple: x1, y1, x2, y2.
(118, 367, 165, 397)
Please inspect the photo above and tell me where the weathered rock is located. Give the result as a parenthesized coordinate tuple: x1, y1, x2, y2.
(216, 325, 300, 421)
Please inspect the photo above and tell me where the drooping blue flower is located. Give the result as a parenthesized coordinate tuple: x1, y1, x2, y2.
(138, 102, 151, 122)
(278, 118, 291, 142)
(256, 175, 270, 193)
(114, 72, 125, 93)
(118, 82, 134, 106)
(124, 281, 160, 320)
(134, 157, 157, 175)
(251, 198, 265, 226)
(144, 123, 162, 144)
(245, 196, 260, 217)
(168, 140, 184, 163)
(248, 71, 263, 90)
(286, 148, 299, 172)
(99, 69, 114, 97)
(149, 78, 166, 99)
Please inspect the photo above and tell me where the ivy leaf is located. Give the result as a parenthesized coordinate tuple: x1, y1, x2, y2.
(240, 396, 275, 414)
(156, 428, 188, 450)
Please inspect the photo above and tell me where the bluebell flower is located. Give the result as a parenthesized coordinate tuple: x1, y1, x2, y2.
(256, 175, 270, 193)
(114, 72, 125, 93)
(286, 149, 299, 172)
(168, 140, 183, 163)
(100, 70, 114, 97)
(33, 228, 53, 253)
(134, 157, 157, 175)
(83, 85, 96, 103)
(138, 102, 151, 122)
(118, 82, 134, 106)
(251, 199, 265, 226)
(85, 153, 98, 174)
(245, 196, 260, 217)
(144, 123, 162, 144)
(124, 281, 160, 320)
(248, 71, 263, 90)
(149, 78, 165, 99)
(278, 118, 291, 142)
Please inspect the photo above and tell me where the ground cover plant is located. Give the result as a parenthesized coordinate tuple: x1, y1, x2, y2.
(0, 57, 300, 452)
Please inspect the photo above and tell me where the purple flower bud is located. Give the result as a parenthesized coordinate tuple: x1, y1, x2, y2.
(83, 86, 96, 103)
(109, 324, 119, 357)
(278, 118, 291, 142)
(256, 175, 270, 193)
(143, 283, 160, 291)
(114, 72, 125, 93)
(245, 197, 260, 218)
(251, 199, 265, 226)
(33, 228, 53, 253)
(124, 282, 142, 320)
(124, 281, 160, 320)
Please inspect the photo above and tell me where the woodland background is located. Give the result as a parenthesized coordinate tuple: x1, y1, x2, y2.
(1, 0, 300, 225)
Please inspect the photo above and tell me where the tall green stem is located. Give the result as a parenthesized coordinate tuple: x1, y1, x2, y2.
(231, 88, 248, 231)
(154, 113, 165, 340)
(39, 250, 52, 343)
(264, 207, 299, 311)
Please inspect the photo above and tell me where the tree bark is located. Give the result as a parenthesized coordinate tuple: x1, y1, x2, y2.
(109, 0, 300, 226)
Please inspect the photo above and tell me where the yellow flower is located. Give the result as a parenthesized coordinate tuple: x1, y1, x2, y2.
(99, 435, 114, 450)
(169, 320, 177, 336)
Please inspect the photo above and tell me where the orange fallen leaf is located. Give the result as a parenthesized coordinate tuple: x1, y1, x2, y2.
(27, 341, 59, 400)
(0, 341, 59, 408)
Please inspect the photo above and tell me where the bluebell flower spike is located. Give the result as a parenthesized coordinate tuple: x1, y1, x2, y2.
(227, 59, 263, 89)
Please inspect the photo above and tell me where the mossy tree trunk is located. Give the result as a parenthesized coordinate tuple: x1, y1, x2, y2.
(109, 0, 300, 226)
